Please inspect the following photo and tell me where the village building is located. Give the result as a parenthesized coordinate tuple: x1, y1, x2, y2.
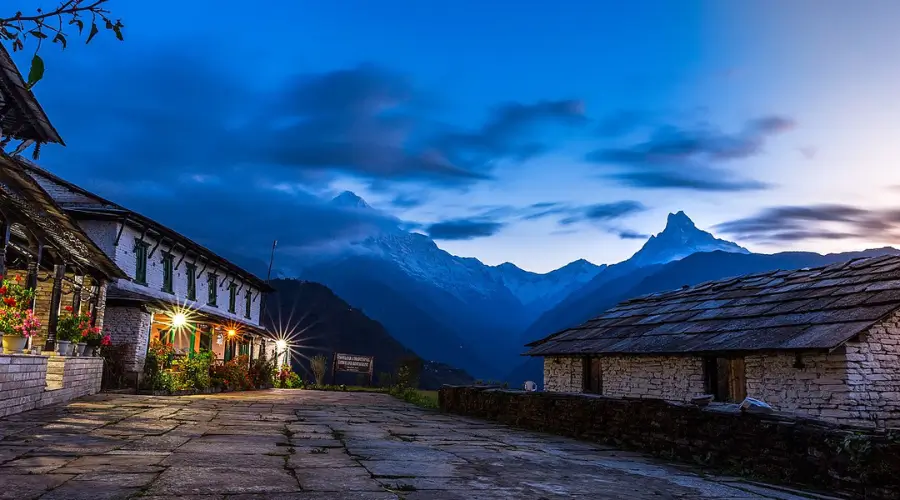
(0, 44, 125, 352)
(526, 254, 900, 428)
(21, 163, 277, 384)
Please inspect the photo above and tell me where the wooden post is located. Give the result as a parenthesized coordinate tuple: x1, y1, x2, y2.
(72, 274, 84, 314)
(44, 263, 66, 351)
(0, 219, 10, 278)
(25, 242, 42, 291)
(330, 352, 337, 385)
(369, 357, 374, 386)
(88, 283, 100, 327)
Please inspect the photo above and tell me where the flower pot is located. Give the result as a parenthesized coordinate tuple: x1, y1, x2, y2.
(57, 340, 71, 356)
(1, 335, 27, 354)
(77, 343, 88, 356)
(67, 342, 77, 356)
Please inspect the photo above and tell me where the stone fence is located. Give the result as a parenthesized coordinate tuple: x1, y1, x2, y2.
(439, 386, 900, 500)
(0, 354, 103, 418)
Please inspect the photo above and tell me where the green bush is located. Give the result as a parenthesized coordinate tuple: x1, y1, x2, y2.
(276, 364, 303, 388)
(174, 351, 212, 390)
(250, 353, 276, 388)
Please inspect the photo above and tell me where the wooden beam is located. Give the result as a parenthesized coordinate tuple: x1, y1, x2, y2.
(196, 259, 208, 278)
(25, 242, 42, 291)
(0, 218, 10, 278)
(147, 236, 164, 259)
(43, 263, 66, 352)
(71, 274, 84, 315)
(113, 217, 128, 246)
(173, 246, 187, 270)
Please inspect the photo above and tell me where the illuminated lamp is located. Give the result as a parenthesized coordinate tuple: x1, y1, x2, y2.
(172, 313, 187, 328)
(275, 339, 288, 352)
(227, 329, 236, 337)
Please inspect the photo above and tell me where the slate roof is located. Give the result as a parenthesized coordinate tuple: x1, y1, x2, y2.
(0, 45, 63, 145)
(525, 254, 900, 357)
(0, 154, 124, 279)
(105, 284, 268, 336)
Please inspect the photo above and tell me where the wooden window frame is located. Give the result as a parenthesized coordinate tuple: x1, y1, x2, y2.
(207, 273, 218, 307)
(228, 282, 237, 313)
(244, 289, 252, 319)
(703, 355, 747, 403)
(185, 263, 197, 301)
(161, 253, 174, 294)
(133, 239, 149, 285)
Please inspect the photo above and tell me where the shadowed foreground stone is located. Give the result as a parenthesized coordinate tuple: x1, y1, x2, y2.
(0, 390, 839, 499)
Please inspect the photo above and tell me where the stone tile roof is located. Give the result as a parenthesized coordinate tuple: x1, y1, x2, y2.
(0, 154, 124, 279)
(525, 254, 900, 357)
(0, 45, 63, 145)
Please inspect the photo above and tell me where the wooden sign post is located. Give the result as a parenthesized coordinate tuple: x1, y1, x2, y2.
(332, 352, 375, 386)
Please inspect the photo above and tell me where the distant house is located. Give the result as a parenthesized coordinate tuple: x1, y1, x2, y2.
(22, 163, 276, 382)
(526, 255, 900, 428)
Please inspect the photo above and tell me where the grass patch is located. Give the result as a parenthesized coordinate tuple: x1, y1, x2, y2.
(389, 387, 439, 409)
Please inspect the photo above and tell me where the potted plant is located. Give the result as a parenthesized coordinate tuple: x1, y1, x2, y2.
(0, 275, 39, 354)
(57, 305, 92, 356)
(82, 322, 109, 356)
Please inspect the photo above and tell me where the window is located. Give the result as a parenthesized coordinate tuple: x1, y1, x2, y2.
(228, 282, 237, 313)
(703, 356, 747, 402)
(582, 357, 602, 394)
(186, 263, 197, 301)
(161, 253, 174, 293)
(133, 239, 149, 284)
(207, 273, 218, 306)
(244, 290, 252, 319)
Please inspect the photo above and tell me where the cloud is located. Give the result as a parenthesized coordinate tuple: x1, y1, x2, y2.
(586, 115, 794, 191)
(714, 204, 900, 243)
(426, 219, 506, 240)
(798, 146, 817, 160)
(559, 201, 647, 225)
(615, 229, 650, 240)
(31, 45, 588, 263)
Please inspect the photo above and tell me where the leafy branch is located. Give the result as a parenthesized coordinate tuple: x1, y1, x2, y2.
(0, 0, 124, 89)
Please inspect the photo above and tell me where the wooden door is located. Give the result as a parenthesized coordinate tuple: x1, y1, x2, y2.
(583, 357, 602, 394)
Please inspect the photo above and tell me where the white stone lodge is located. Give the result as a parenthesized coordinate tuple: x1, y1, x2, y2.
(526, 255, 900, 429)
(22, 163, 277, 384)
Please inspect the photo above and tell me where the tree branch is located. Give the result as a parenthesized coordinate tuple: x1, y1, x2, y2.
(0, 0, 109, 25)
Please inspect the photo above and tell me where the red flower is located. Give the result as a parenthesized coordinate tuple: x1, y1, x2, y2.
(3, 297, 16, 307)
(64, 305, 73, 312)
(0, 286, 7, 295)
(14, 275, 21, 282)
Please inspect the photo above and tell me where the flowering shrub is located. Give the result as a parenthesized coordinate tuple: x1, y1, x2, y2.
(0, 275, 39, 338)
(249, 353, 276, 388)
(210, 355, 252, 391)
(57, 305, 99, 343)
(276, 364, 303, 388)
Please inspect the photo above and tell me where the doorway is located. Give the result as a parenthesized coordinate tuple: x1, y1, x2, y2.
(582, 357, 602, 394)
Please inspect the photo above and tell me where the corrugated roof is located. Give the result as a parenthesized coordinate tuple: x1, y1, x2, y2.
(0, 154, 123, 279)
(525, 254, 900, 357)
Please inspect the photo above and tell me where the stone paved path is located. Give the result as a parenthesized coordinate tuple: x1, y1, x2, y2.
(0, 390, 836, 499)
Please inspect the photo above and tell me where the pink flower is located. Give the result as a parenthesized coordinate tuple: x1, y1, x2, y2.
(64, 305, 73, 312)
(101, 335, 112, 346)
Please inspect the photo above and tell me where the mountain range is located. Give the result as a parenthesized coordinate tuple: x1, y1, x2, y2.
(253, 191, 900, 386)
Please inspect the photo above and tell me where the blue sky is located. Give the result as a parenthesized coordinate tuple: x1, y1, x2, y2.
(14, 0, 900, 273)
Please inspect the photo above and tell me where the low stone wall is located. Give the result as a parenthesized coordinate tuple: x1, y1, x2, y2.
(0, 354, 104, 417)
(439, 386, 900, 500)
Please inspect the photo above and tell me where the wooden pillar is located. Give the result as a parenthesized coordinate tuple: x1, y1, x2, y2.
(25, 242, 42, 291)
(44, 263, 66, 351)
(71, 274, 84, 314)
(0, 220, 10, 278)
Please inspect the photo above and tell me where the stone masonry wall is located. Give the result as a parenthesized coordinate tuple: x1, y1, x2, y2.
(439, 386, 900, 500)
(102, 305, 152, 374)
(543, 357, 583, 392)
(0, 354, 104, 418)
(0, 355, 48, 416)
(744, 351, 854, 424)
(844, 309, 900, 428)
(602, 355, 706, 401)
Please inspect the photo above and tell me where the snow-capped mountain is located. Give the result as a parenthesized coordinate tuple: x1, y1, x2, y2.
(627, 211, 749, 268)
(487, 259, 605, 309)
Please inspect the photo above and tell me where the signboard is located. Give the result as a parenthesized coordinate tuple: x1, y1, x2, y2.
(332, 352, 375, 385)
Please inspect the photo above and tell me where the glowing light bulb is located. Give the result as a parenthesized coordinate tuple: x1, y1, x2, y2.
(172, 313, 187, 328)
(227, 329, 236, 337)
(275, 339, 287, 352)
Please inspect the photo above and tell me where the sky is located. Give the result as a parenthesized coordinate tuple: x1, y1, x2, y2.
(10, 0, 900, 273)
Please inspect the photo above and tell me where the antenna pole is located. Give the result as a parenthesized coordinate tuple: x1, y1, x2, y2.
(266, 240, 278, 281)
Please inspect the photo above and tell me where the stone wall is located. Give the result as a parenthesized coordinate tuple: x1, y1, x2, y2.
(543, 357, 583, 392)
(0, 354, 104, 418)
(102, 305, 152, 375)
(844, 310, 900, 428)
(439, 386, 900, 500)
(602, 355, 705, 400)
